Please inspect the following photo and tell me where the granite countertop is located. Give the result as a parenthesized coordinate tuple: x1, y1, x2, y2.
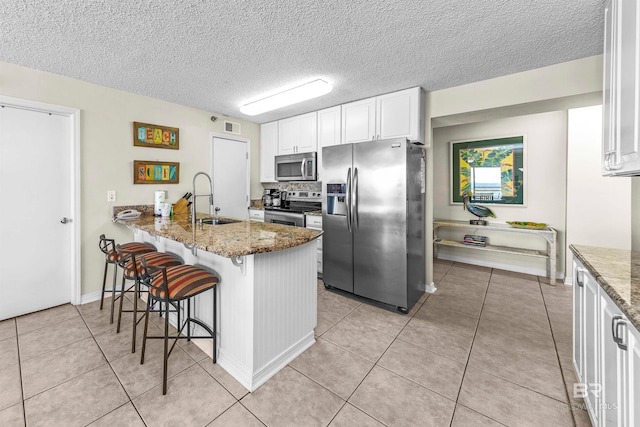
(570, 244, 640, 331)
(305, 210, 322, 216)
(114, 212, 322, 258)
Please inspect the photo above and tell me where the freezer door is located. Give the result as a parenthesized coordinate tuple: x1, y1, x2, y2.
(353, 139, 408, 307)
(322, 144, 354, 293)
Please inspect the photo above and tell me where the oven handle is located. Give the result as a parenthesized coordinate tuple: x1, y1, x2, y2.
(264, 211, 305, 227)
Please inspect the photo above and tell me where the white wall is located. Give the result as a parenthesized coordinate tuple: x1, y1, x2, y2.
(566, 106, 631, 277)
(0, 61, 261, 296)
(424, 55, 604, 284)
(433, 111, 568, 277)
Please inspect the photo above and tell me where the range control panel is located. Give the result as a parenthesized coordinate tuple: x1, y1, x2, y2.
(286, 191, 322, 202)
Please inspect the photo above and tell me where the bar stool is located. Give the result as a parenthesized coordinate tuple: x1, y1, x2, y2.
(115, 245, 183, 353)
(98, 234, 155, 323)
(140, 257, 219, 395)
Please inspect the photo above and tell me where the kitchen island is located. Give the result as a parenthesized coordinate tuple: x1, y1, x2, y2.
(115, 212, 322, 392)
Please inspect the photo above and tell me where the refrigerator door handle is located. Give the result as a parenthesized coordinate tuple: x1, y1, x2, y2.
(353, 167, 359, 230)
(346, 167, 352, 233)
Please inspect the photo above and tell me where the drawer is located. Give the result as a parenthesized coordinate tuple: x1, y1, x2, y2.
(317, 258, 323, 274)
(306, 215, 323, 229)
(316, 235, 323, 250)
(249, 209, 264, 221)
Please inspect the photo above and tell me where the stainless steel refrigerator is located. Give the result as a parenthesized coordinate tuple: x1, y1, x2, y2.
(322, 138, 426, 313)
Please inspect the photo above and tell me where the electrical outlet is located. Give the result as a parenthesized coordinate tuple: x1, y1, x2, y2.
(107, 190, 116, 202)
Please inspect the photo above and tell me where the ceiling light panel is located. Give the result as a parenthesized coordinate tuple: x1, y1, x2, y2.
(240, 79, 333, 116)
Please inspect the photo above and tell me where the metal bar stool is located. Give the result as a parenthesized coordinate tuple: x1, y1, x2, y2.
(140, 257, 219, 395)
(115, 245, 183, 353)
(98, 234, 155, 323)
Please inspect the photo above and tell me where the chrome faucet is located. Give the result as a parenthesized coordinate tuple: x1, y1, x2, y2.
(192, 172, 214, 227)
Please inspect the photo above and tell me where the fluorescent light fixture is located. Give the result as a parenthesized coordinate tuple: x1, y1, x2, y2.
(240, 79, 332, 116)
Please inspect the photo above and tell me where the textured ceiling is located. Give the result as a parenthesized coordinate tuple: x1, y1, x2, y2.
(0, 0, 606, 123)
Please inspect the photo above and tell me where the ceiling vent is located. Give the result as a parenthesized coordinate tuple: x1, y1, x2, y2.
(224, 120, 241, 135)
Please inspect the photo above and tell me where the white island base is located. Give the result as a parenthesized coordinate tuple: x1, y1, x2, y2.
(134, 229, 317, 392)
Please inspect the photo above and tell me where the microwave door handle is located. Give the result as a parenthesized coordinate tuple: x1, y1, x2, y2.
(300, 159, 306, 178)
(346, 168, 352, 233)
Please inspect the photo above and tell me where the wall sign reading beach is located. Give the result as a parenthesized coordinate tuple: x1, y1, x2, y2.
(450, 136, 525, 205)
(133, 160, 179, 184)
(133, 122, 179, 150)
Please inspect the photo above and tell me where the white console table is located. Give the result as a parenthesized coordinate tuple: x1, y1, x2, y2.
(433, 219, 557, 281)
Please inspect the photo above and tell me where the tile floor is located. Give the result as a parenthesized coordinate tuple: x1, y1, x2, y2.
(0, 260, 590, 426)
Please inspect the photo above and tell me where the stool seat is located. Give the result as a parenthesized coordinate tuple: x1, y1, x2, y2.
(107, 242, 155, 263)
(149, 265, 219, 300)
(122, 251, 182, 280)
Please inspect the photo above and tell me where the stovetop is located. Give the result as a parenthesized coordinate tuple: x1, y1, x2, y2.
(264, 190, 321, 214)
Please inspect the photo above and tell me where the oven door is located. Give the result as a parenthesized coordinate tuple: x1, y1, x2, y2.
(264, 211, 305, 227)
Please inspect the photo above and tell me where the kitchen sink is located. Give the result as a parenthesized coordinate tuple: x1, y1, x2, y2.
(200, 218, 240, 225)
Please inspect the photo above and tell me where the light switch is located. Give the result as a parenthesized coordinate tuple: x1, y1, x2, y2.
(107, 190, 116, 202)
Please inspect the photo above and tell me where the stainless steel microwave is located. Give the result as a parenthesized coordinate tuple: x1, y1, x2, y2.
(275, 152, 317, 181)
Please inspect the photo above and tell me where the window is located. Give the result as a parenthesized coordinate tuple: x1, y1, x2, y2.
(451, 136, 525, 205)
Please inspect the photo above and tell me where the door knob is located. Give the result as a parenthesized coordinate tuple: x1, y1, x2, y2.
(60, 217, 72, 224)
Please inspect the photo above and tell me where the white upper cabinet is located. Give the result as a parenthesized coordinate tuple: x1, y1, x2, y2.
(342, 98, 376, 144)
(317, 106, 342, 148)
(603, 0, 640, 175)
(278, 112, 317, 155)
(260, 121, 278, 182)
(376, 87, 423, 141)
(342, 87, 424, 145)
(317, 106, 342, 181)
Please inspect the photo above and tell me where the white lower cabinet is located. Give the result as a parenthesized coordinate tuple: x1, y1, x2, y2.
(248, 209, 264, 222)
(305, 215, 322, 276)
(573, 257, 639, 426)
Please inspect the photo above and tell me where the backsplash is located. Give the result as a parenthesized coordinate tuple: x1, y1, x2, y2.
(263, 182, 322, 192)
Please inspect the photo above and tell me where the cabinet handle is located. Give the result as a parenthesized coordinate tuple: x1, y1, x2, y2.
(606, 150, 623, 171)
(575, 267, 586, 287)
(613, 315, 628, 351)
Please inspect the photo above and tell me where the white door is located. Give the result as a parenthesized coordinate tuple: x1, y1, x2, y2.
(211, 136, 249, 219)
(0, 105, 74, 320)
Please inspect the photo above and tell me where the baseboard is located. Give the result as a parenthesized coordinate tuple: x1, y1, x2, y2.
(435, 253, 565, 279)
(218, 332, 315, 392)
(80, 290, 104, 305)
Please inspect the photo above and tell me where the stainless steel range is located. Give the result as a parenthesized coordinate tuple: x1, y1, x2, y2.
(264, 190, 322, 227)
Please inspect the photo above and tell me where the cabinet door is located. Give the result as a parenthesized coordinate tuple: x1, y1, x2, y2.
(573, 261, 585, 379)
(376, 87, 422, 142)
(584, 272, 600, 422)
(628, 325, 640, 426)
(277, 116, 298, 155)
(600, 291, 626, 425)
(603, 0, 619, 175)
(260, 122, 278, 182)
(278, 112, 317, 154)
(317, 106, 341, 181)
(342, 98, 376, 144)
(295, 112, 318, 153)
(617, 0, 640, 173)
